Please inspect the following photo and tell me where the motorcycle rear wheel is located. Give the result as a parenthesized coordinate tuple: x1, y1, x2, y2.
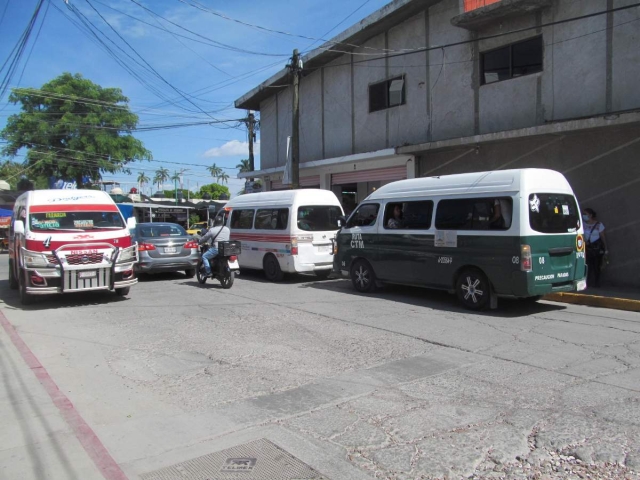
(220, 271, 234, 289)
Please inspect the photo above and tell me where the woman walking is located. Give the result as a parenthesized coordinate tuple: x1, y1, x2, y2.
(583, 208, 608, 288)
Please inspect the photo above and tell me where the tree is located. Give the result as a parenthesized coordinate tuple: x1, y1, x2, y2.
(0, 73, 152, 188)
(198, 183, 230, 200)
(218, 171, 230, 184)
(137, 171, 150, 194)
(154, 167, 169, 190)
(236, 159, 250, 173)
(207, 163, 222, 182)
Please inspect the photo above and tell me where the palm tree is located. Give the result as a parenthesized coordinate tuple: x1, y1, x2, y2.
(236, 159, 250, 174)
(218, 171, 230, 184)
(154, 167, 170, 191)
(137, 171, 150, 194)
(207, 163, 222, 182)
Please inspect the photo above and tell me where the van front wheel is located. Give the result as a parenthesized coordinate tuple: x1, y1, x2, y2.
(456, 268, 490, 310)
(350, 259, 376, 293)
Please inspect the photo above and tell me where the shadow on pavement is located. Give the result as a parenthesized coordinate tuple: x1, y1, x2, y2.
(0, 279, 129, 311)
(302, 277, 567, 319)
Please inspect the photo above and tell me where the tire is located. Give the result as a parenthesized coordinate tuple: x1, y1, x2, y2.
(350, 259, 376, 293)
(185, 269, 196, 278)
(8, 259, 18, 290)
(220, 272, 234, 289)
(19, 271, 34, 306)
(196, 260, 207, 284)
(456, 268, 491, 310)
(263, 254, 284, 282)
(115, 287, 130, 296)
(314, 270, 332, 280)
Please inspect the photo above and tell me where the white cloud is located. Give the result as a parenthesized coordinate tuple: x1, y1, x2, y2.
(203, 140, 260, 158)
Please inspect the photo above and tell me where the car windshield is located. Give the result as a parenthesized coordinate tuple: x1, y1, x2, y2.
(528, 193, 581, 234)
(138, 225, 186, 237)
(29, 211, 125, 231)
(297, 205, 343, 232)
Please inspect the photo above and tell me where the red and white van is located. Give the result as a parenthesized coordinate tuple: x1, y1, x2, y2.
(8, 189, 138, 305)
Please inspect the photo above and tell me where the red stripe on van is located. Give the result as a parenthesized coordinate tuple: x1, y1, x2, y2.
(231, 233, 291, 243)
(30, 204, 120, 213)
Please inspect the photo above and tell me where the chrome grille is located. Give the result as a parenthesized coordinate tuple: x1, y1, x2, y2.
(65, 253, 105, 265)
(63, 268, 111, 292)
(46, 255, 59, 265)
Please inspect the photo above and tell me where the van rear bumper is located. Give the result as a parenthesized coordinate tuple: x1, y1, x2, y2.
(509, 271, 587, 297)
(292, 257, 333, 273)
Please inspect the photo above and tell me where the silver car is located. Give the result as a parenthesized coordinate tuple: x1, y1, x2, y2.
(134, 223, 199, 278)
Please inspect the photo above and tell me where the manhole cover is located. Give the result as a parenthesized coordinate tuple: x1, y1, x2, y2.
(140, 438, 329, 480)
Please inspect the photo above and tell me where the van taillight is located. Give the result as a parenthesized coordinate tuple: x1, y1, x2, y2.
(521, 245, 532, 271)
(291, 237, 298, 256)
(138, 243, 156, 251)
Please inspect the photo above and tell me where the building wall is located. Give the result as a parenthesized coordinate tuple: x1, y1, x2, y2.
(257, 0, 640, 164)
(417, 123, 640, 289)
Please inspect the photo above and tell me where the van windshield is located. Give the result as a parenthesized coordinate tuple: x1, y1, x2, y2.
(29, 211, 125, 231)
(297, 205, 342, 232)
(528, 193, 580, 234)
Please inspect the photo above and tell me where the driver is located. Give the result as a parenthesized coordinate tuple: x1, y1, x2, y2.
(199, 216, 231, 276)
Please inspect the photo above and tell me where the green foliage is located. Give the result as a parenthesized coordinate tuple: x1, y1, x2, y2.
(154, 167, 170, 189)
(0, 73, 152, 188)
(198, 183, 230, 200)
(162, 189, 190, 199)
(236, 158, 250, 173)
(0, 160, 27, 189)
(189, 213, 200, 225)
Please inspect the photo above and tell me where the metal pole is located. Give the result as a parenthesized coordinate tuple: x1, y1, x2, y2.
(248, 110, 255, 178)
(291, 49, 300, 189)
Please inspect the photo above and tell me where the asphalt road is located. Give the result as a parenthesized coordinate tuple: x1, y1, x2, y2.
(1, 260, 640, 480)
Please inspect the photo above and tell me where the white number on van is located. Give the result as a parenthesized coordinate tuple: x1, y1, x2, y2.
(539, 257, 545, 265)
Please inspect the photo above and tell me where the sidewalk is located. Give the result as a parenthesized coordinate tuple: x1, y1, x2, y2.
(544, 286, 640, 312)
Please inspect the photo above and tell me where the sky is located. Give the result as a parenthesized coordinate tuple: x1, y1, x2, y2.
(0, 0, 391, 197)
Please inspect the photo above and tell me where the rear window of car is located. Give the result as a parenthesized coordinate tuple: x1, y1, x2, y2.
(297, 205, 343, 231)
(139, 225, 186, 237)
(528, 193, 580, 233)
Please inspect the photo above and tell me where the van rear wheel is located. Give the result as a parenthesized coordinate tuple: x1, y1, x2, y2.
(263, 254, 284, 282)
(350, 259, 376, 293)
(456, 268, 490, 310)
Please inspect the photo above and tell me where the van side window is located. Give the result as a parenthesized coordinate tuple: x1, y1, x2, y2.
(255, 208, 289, 230)
(346, 203, 380, 228)
(384, 201, 433, 230)
(436, 197, 512, 230)
(230, 209, 255, 229)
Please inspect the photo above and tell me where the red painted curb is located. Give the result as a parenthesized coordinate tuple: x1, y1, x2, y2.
(0, 311, 129, 480)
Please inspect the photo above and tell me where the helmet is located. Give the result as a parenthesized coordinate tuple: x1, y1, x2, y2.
(214, 215, 225, 227)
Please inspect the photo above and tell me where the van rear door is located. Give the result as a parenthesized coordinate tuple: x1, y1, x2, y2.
(295, 205, 342, 266)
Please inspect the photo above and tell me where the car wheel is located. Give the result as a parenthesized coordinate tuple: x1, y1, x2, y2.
(185, 269, 196, 278)
(8, 259, 18, 290)
(19, 271, 34, 306)
(115, 287, 130, 296)
(350, 259, 376, 293)
(456, 268, 491, 310)
(314, 270, 332, 280)
(196, 260, 207, 284)
(220, 272, 234, 289)
(263, 254, 284, 282)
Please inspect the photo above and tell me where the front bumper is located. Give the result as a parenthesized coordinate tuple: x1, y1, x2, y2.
(24, 262, 137, 295)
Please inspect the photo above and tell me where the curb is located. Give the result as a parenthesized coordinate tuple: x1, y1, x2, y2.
(543, 292, 640, 312)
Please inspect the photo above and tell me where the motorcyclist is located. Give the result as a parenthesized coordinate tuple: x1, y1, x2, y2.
(198, 216, 230, 276)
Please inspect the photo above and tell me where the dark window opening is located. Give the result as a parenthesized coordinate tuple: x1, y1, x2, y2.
(528, 193, 580, 234)
(435, 197, 512, 231)
(369, 76, 405, 112)
(230, 209, 254, 229)
(384, 201, 434, 230)
(255, 208, 289, 230)
(346, 203, 380, 228)
(481, 36, 543, 85)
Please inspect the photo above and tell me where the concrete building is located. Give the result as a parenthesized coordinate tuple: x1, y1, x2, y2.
(235, 0, 640, 288)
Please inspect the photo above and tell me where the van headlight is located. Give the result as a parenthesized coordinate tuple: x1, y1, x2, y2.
(23, 251, 49, 267)
(116, 245, 137, 264)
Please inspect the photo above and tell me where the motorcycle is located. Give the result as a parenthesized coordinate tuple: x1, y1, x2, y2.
(196, 241, 241, 289)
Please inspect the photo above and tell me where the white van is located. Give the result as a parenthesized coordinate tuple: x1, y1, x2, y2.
(8, 189, 138, 305)
(217, 189, 344, 281)
(334, 169, 587, 309)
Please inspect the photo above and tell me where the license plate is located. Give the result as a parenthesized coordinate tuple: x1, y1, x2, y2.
(78, 270, 97, 279)
(318, 245, 332, 253)
(164, 247, 177, 254)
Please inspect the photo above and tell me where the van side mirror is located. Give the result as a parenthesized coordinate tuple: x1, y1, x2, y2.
(337, 215, 346, 228)
(14, 220, 24, 235)
(126, 217, 137, 230)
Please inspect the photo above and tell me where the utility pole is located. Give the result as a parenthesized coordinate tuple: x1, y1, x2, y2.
(289, 49, 302, 189)
(247, 110, 256, 175)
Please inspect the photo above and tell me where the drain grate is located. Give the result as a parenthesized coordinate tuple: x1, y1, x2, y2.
(140, 438, 328, 480)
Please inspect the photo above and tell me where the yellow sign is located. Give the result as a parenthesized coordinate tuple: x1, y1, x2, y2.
(46, 212, 66, 218)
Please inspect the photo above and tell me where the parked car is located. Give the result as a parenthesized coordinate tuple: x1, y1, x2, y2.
(134, 222, 199, 277)
(186, 221, 208, 237)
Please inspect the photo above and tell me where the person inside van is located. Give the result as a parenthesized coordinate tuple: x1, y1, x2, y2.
(490, 198, 512, 229)
(387, 204, 403, 229)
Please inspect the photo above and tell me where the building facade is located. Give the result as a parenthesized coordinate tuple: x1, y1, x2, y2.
(235, 0, 640, 288)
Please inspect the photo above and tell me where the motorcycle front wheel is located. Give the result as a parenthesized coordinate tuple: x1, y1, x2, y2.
(196, 260, 207, 284)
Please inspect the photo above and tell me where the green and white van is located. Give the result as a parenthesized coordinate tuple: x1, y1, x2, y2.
(333, 168, 587, 309)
